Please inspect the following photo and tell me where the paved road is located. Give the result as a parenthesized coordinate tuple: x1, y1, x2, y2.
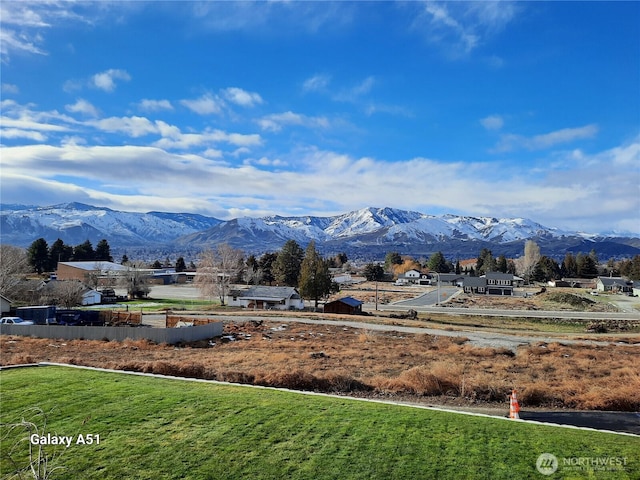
(518, 411, 640, 435)
(380, 304, 640, 320)
(392, 286, 459, 307)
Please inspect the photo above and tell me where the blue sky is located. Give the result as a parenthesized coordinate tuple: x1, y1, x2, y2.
(1, 1, 639, 234)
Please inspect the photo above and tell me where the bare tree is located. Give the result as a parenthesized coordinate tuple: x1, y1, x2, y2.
(118, 263, 150, 299)
(518, 240, 541, 284)
(84, 261, 104, 290)
(195, 244, 244, 305)
(0, 245, 29, 299)
(41, 281, 85, 308)
(1, 407, 66, 479)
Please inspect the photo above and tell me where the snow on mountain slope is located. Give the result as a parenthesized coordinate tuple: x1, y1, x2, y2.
(5, 203, 635, 261)
(0, 203, 222, 246)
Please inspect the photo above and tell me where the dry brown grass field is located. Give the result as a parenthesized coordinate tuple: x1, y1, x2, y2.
(2, 319, 638, 411)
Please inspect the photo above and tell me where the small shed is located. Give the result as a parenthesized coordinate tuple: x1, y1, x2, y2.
(81, 289, 102, 306)
(324, 296, 363, 315)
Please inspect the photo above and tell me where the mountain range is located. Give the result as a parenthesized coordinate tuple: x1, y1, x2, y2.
(1, 203, 639, 260)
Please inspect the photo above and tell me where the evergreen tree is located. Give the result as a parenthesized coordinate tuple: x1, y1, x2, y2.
(496, 255, 508, 273)
(454, 259, 461, 275)
(95, 239, 113, 262)
(562, 252, 577, 277)
(576, 253, 598, 278)
(384, 251, 403, 271)
(258, 252, 278, 285)
(427, 251, 449, 273)
(363, 263, 385, 281)
(152, 260, 162, 269)
(618, 255, 640, 280)
(298, 241, 332, 309)
(48, 238, 73, 267)
(175, 257, 187, 272)
(532, 256, 560, 282)
(27, 238, 50, 273)
(121, 254, 129, 265)
(476, 248, 496, 275)
(73, 240, 95, 261)
(273, 240, 304, 286)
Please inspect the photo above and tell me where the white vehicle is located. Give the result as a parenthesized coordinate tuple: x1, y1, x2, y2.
(0, 317, 35, 325)
(590, 291, 599, 296)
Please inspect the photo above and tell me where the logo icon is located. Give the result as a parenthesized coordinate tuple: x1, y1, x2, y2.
(536, 453, 558, 475)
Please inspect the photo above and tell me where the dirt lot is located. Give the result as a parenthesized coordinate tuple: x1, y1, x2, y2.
(2, 319, 638, 412)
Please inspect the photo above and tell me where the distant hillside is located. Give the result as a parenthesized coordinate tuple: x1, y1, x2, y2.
(2, 204, 638, 260)
(0, 203, 222, 247)
(176, 206, 640, 260)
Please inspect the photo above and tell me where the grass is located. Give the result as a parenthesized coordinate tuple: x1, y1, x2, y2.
(1, 367, 638, 480)
(109, 297, 218, 312)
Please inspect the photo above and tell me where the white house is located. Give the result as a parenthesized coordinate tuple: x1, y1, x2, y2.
(227, 286, 305, 310)
(81, 289, 102, 306)
(596, 277, 632, 293)
(1, 295, 11, 315)
(396, 269, 427, 285)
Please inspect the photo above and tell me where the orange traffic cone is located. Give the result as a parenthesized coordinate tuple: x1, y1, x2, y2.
(509, 389, 520, 419)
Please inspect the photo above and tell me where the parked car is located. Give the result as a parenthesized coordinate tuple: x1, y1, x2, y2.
(0, 317, 35, 325)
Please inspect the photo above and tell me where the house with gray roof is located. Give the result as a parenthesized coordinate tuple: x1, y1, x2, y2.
(226, 286, 304, 310)
(596, 277, 632, 293)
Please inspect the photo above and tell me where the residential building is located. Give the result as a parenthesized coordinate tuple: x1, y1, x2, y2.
(596, 277, 633, 293)
(1, 295, 11, 315)
(227, 286, 304, 310)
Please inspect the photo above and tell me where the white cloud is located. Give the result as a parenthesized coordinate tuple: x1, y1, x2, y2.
(203, 148, 223, 159)
(0, 117, 69, 132)
(0, 28, 47, 60)
(257, 111, 330, 132)
(153, 127, 261, 150)
(333, 76, 376, 102)
(480, 115, 504, 130)
(222, 87, 263, 107)
(65, 98, 99, 117)
(412, 1, 518, 58)
(1, 83, 19, 94)
(0, 128, 47, 141)
(2, 137, 638, 233)
(494, 124, 599, 152)
(180, 93, 224, 115)
(91, 69, 131, 92)
(137, 99, 173, 112)
(90, 116, 157, 137)
(303, 74, 331, 93)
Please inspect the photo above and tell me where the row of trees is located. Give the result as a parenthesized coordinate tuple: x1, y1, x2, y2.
(363, 242, 637, 284)
(27, 238, 113, 273)
(195, 240, 338, 307)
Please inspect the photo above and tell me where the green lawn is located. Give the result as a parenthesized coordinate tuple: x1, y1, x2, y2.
(1, 367, 638, 479)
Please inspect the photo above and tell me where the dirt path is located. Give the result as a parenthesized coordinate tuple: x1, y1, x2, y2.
(210, 314, 635, 351)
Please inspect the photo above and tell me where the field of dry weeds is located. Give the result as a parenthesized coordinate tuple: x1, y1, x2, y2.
(2, 319, 638, 412)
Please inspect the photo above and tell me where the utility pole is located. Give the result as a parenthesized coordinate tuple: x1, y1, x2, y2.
(375, 280, 378, 311)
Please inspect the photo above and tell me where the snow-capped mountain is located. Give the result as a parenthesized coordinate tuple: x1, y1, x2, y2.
(2, 204, 638, 260)
(0, 203, 222, 247)
(177, 207, 639, 259)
